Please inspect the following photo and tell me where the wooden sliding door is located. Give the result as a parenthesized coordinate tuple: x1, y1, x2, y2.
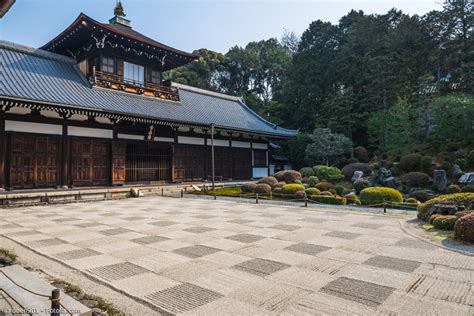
(71, 137, 110, 186)
(172, 145, 205, 182)
(125, 142, 171, 183)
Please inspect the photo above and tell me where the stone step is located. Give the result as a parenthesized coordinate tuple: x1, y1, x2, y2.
(0, 265, 91, 316)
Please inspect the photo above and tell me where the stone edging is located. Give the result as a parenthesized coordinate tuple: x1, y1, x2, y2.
(399, 218, 473, 257)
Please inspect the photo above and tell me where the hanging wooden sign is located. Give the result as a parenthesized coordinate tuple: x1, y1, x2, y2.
(145, 124, 156, 142)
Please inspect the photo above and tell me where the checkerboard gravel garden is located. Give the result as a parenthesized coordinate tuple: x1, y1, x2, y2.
(0, 196, 473, 315)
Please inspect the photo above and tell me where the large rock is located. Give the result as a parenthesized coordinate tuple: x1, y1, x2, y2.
(433, 169, 447, 191)
(451, 164, 463, 178)
(382, 176, 400, 188)
(351, 171, 364, 182)
(459, 172, 474, 185)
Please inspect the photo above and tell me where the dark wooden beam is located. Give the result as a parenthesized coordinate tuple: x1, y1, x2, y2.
(61, 119, 69, 188)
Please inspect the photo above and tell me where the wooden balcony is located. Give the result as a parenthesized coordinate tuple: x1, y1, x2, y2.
(91, 71, 180, 102)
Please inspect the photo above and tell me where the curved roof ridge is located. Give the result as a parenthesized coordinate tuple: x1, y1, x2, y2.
(0, 40, 75, 64)
(173, 83, 243, 102)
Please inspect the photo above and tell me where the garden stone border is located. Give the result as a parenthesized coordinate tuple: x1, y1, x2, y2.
(399, 218, 474, 257)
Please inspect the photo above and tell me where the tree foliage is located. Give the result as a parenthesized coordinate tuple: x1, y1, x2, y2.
(305, 128, 353, 165)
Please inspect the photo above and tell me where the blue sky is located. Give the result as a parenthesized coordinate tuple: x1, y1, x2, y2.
(1, 0, 442, 54)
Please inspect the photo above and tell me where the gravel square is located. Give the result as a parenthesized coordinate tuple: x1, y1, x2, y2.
(145, 283, 223, 313)
(53, 217, 78, 223)
(99, 228, 133, 236)
(183, 227, 217, 234)
(321, 277, 395, 307)
(324, 231, 361, 240)
(88, 262, 149, 281)
(233, 258, 290, 276)
(395, 238, 436, 250)
(227, 219, 254, 224)
(27, 238, 67, 248)
(149, 221, 179, 227)
(364, 255, 422, 273)
(173, 245, 221, 258)
(285, 243, 331, 256)
(132, 236, 170, 245)
(75, 222, 102, 228)
(351, 222, 384, 230)
(269, 224, 301, 231)
(225, 234, 266, 243)
(55, 248, 101, 260)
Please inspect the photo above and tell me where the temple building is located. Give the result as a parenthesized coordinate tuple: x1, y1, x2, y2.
(0, 3, 297, 190)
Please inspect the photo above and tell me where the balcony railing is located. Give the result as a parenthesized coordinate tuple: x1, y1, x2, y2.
(91, 71, 180, 101)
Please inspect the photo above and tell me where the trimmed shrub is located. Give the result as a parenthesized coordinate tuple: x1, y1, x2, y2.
(273, 181, 287, 189)
(305, 188, 321, 196)
(341, 163, 371, 179)
(294, 180, 303, 184)
(315, 181, 334, 191)
(306, 176, 319, 187)
(319, 191, 334, 197)
(328, 189, 337, 195)
(399, 154, 422, 172)
(421, 156, 433, 173)
(354, 178, 369, 194)
(344, 193, 361, 205)
(313, 166, 344, 183)
(299, 167, 315, 178)
(294, 191, 307, 200)
(430, 214, 457, 230)
(254, 183, 272, 194)
(405, 197, 420, 204)
(417, 193, 474, 221)
(455, 210, 473, 219)
(410, 190, 432, 203)
(455, 158, 467, 171)
(311, 195, 347, 205)
(257, 176, 278, 188)
(454, 213, 474, 243)
(281, 183, 305, 195)
(353, 146, 369, 163)
(241, 183, 256, 193)
(447, 185, 462, 194)
(461, 185, 474, 193)
(273, 187, 283, 194)
(335, 185, 345, 196)
(468, 150, 474, 169)
(440, 161, 452, 173)
(401, 172, 431, 188)
(274, 170, 302, 184)
(360, 187, 403, 205)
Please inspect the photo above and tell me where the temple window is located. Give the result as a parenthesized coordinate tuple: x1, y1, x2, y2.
(102, 56, 115, 74)
(124, 61, 144, 85)
(151, 69, 161, 84)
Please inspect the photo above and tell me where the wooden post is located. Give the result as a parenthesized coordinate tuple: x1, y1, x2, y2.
(211, 124, 215, 191)
(383, 200, 387, 213)
(61, 118, 69, 188)
(204, 130, 208, 180)
(0, 109, 5, 190)
(51, 288, 60, 316)
(256, 193, 259, 204)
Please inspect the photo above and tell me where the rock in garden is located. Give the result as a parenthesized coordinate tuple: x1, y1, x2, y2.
(130, 188, 143, 197)
(351, 170, 364, 182)
(381, 176, 400, 188)
(376, 167, 392, 185)
(459, 172, 474, 185)
(433, 169, 447, 191)
(451, 164, 463, 178)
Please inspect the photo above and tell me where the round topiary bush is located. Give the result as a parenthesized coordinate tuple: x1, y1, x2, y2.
(341, 163, 371, 179)
(447, 185, 461, 194)
(273, 187, 283, 194)
(305, 188, 321, 196)
(254, 183, 272, 194)
(353, 146, 369, 163)
(311, 195, 347, 205)
(455, 210, 473, 219)
(420, 155, 433, 173)
(313, 166, 344, 183)
(359, 187, 403, 205)
(401, 172, 432, 188)
(461, 185, 474, 193)
(417, 193, 474, 221)
(399, 153, 422, 172)
(410, 190, 432, 203)
(281, 183, 306, 195)
(454, 212, 474, 243)
(294, 191, 307, 200)
(468, 150, 474, 169)
(306, 176, 319, 187)
(274, 170, 302, 184)
(430, 214, 457, 230)
(454, 158, 467, 171)
(335, 184, 345, 196)
(257, 176, 278, 188)
(315, 181, 334, 191)
(319, 191, 334, 197)
(354, 178, 369, 194)
(299, 167, 315, 178)
(241, 183, 256, 193)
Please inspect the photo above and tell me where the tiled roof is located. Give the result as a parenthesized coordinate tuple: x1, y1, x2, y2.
(0, 41, 297, 138)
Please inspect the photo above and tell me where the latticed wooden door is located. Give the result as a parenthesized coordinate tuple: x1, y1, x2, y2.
(71, 137, 110, 186)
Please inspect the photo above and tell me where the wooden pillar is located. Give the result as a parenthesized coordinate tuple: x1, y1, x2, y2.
(171, 127, 178, 183)
(267, 140, 271, 176)
(0, 110, 5, 190)
(229, 134, 234, 180)
(204, 130, 208, 180)
(61, 118, 69, 188)
(250, 136, 254, 179)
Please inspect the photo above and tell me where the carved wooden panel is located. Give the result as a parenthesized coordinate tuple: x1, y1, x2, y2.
(9, 134, 59, 189)
(112, 140, 126, 185)
(71, 138, 110, 186)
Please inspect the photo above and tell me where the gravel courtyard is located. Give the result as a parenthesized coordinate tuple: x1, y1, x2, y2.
(0, 197, 473, 315)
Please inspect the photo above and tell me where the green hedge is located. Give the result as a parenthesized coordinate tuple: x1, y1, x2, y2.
(417, 193, 474, 221)
(281, 183, 306, 194)
(305, 188, 321, 196)
(310, 195, 347, 205)
(359, 187, 403, 205)
(430, 214, 457, 230)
